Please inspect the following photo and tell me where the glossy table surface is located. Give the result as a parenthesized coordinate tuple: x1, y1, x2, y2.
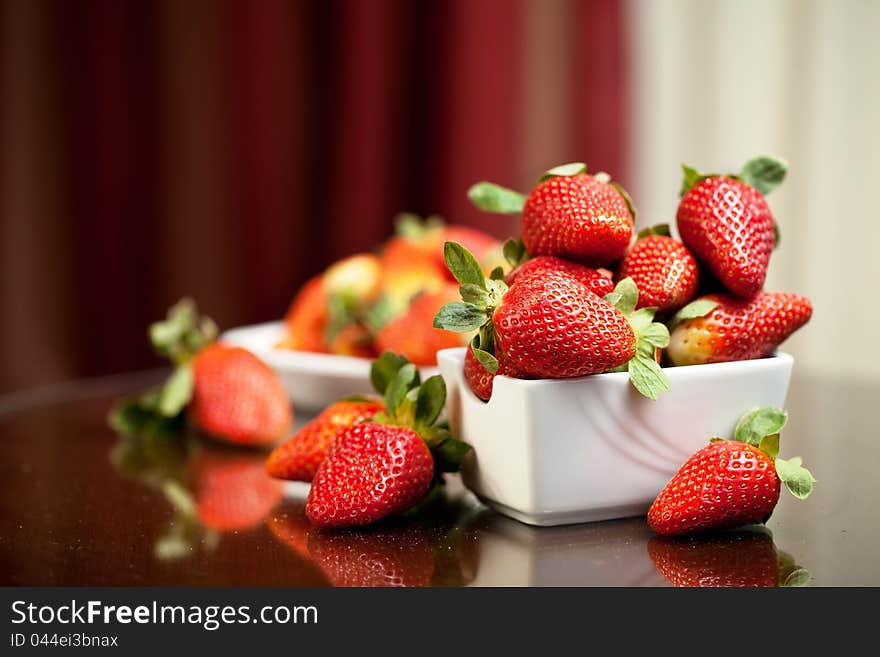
(1, 369, 878, 587)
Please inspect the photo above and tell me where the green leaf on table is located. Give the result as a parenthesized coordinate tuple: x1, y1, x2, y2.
(467, 182, 526, 214)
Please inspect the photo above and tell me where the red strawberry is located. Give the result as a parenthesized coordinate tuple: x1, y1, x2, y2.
(463, 344, 523, 401)
(280, 275, 330, 353)
(306, 525, 435, 587)
(190, 343, 292, 446)
(667, 292, 812, 366)
(266, 399, 384, 481)
(648, 531, 780, 587)
(375, 285, 467, 366)
(648, 407, 815, 536)
(507, 255, 614, 297)
(435, 242, 672, 399)
(306, 423, 434, 528)
(468, 164, 634, 267)
(616, 226, 699, 313)
(192, 450, 284, 531)
(494, 271, 636, 378)
(676, 157, 787, 298)
(305, 354, 470, 528)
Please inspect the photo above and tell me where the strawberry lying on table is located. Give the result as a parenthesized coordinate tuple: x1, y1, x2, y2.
(110, 299, 292, 447)
(648, 407, 815, 536)
(267, 352, 471, 529)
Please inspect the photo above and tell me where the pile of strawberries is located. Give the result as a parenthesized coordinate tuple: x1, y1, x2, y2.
(435, 156, 813, 401)
(279, 216, 503, 365)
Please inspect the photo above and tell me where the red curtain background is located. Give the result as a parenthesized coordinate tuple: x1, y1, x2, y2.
(0, 0, 626, 393)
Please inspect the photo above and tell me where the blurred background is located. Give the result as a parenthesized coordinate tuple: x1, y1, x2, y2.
(1, 0, 878, 393)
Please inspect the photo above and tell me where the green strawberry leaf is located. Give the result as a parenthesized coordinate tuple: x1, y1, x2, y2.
(157, 364, 194, 417)
(433, 302, 488, 332)
(758, 433, 780, 460)
(460, 283, 490, 309)
(370, 351, 410, 395)
(679, 164, 719, 197)
(414, 374, 446, 430)
(444, 242, 487, 289)
(739, 155, 788, 195)
(489, 266, 506, 281)
(627, 353, 670, 400)
(472, 346, 499, 374)
(667, 298, 719, 331)
(364, 296, 398, 333)
(609, 277, 639, 316)
(467, 182, 526, 214)
(629, 307, 658, 333)
(775, 456, 816, 500)
(485, 278, 508, 308)
(603, 292, 623, 306)
(384, 363, 419, 419)
(774, 221, 781, 249)
(502, 238, 528, 268)
(637, 224, 671, 239)
(734, 407, 788, 446)
(432, 437, 473, 473)
(639, 322, 670, 349)
(539, 162, 587, 181)
(611, 181, 637, 221)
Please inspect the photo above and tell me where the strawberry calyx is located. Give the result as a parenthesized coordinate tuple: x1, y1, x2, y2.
(110, 300, 220, 434)
(603, 277, 671, 400)
(368, 351, 471, 473)
(393, 212, 445, 242)
(679, 156, 787, 247)
(636, 223, 672, 240)
(666, 297, 720, 331)
(719, 407, 817, 501)
(433, 241, 507, 374)
(468, 162, 636, 221)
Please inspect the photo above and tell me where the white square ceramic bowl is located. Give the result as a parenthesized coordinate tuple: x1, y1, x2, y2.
(221, 321, 438, 411)
(437, 347, 793, 527)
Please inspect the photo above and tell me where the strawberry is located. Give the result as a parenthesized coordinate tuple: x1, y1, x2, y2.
(375, 285, 468, 366)
(189, 343, 292, 446)
(616, 225, 699, 314)
(192, 449, 284, 531)
(434, 242, 672, 399)
(468, 162, 634, 267)
(266, 399, 384, 481)
(648, 530, 782, 587)
(112, 299, 293, 447)
(648, 407, 815, 536)
(280, 275, 329, 352)
(305, 353, 471, 528)
(676, 156, 787, 298)
(463, 344, 524, 401)
(666, 292, 812, 366)
(323, 253, 382, 307)
(507, 254, 614, 298)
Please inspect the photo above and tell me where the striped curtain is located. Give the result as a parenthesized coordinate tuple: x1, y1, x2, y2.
(0, 0, 627, 392)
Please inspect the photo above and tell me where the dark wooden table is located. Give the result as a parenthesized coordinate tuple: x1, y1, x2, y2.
(1, 370, 877, 586)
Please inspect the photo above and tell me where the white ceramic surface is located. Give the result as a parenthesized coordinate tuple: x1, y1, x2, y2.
(221, 321, 438, 411)
(438, 347, 793, 527)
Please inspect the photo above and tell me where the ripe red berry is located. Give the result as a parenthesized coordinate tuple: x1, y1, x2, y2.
(616, 234, 699, 313)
